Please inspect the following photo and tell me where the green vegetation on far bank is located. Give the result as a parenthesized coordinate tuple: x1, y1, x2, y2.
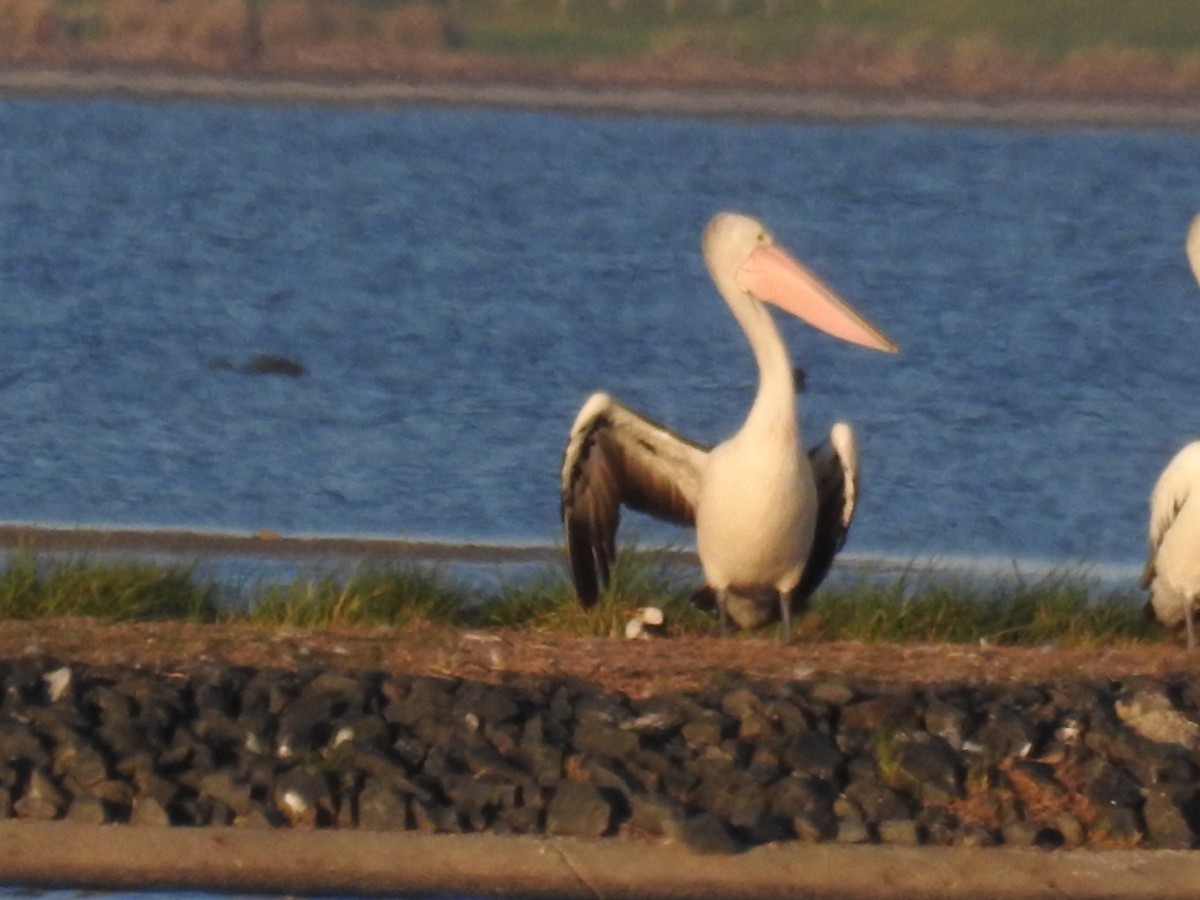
(0, 550, 1162, 647)
(461, 0, 1200, 66)
(4, 0, 1200, 101)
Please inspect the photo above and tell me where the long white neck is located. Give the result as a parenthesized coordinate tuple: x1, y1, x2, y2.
(715, 273, 799, 442)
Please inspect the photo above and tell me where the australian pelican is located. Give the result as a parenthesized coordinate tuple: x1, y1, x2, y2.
(1141, 214, 1200, 648)
(560, 212, 897, 640)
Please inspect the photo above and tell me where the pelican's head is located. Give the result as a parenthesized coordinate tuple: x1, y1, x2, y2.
(1187, 212, 1200, 288)
(702, 211, 898, 354)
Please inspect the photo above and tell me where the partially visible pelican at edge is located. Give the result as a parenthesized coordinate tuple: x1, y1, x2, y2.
(1142, 213, 1200, 648)
(560, 212, 898, 640)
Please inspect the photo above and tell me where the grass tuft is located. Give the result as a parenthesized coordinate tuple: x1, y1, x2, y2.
(245, 564, 474, 628)
(808, 565, 1155, 646)
(0, 550, 1159, 647)
(481, 542, 716, 637)
(0, 552, 219, 621)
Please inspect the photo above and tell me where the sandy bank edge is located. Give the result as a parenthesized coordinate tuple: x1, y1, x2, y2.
(0, 820, 1196, 899)
(5, 67, 1200, 128)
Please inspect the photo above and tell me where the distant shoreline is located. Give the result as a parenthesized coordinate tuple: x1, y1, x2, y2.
(4, 67, 1200, 129)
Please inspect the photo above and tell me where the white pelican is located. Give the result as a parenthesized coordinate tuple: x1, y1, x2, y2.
(1141, 213, 1200, 648)
(560, 212, 897, 640)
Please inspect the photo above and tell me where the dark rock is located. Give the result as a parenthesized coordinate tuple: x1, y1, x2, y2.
(1002, 820, 1046, 847)
(411, 796, 459, 834)
(570, 756, 639, 795)
(782, 730, 843, 783)
(1142, 785, 1196, 848)
(274, 767, 336, 827)
(770, 776, 837, 841)
(573, 721, 640, 760)
(454, 682, 522, 727)
(241, 354, 306, 377)
(923, 696, 972, 749)
(545, 782, 615, 838)
(53, 739, 109, 787)
(807, 680, 855, 707)
(1078, 754, 1143, 810)
(893, 737, 963, 804)
(1052, 812, 1086, 848)
(1, 659, 1198, 851)
(627, 792, 687, 838)
(384, 677, 456, 728)
(196, 770, 256, 818)
(1089, 804, 1143, 844)
(835, 819, 871, 844)
(356, 780, 411, 831)
(65, 793, 110, 825)
(129, 795, 172, 827)
(840, 691, 919, 735)
(916, 807, 962, 845)
(973, 707, 1037, 762)
(679, 812, 742, 854)
(844, 781, 912, 824)
(877, 818, 922, 845)
(15, 769, 65, 819)
(444, 775, 520, 830)
(680, 712, 728, 750)
(0, 720, 48, 766)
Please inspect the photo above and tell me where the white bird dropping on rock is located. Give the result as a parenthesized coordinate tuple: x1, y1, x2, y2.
(43, 667, 71, 702)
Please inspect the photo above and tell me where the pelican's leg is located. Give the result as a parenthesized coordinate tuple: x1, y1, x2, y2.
(717, 595, 730, 637)
(778, 591, 792, 644)
(1187, 605, 1196, 650)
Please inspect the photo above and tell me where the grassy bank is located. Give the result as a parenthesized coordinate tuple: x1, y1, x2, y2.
(0, 551, 1160, 647)
(4, 0, 1200, 102)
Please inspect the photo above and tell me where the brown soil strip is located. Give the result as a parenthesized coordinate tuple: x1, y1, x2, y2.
(0, 820, 1198, 899)
(4, 68, 1200, 128)
(0, 522, 559, 564)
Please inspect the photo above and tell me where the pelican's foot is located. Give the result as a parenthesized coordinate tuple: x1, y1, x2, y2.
(778, 592, 792, 644)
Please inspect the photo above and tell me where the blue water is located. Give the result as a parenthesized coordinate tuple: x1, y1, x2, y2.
(1, 96, 1198, 577)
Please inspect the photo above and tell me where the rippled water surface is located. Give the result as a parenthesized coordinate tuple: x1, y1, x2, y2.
(1, 96, 1198, 574)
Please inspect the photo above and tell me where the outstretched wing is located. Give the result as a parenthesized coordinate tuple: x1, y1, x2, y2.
(1143, 441, 1200, 588)
(561, 392, 708, 607)
(792, 421, 859, 607)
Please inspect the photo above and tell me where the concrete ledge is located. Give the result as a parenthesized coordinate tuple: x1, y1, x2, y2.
(1, 822, 1199, 899)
